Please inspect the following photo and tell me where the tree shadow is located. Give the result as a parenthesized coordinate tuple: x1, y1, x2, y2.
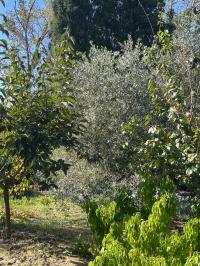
(0, 220, 91, 265)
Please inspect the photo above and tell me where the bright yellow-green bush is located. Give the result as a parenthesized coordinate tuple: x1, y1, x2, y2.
(84, 187, 136, 255)
(89, 194, 200, 266)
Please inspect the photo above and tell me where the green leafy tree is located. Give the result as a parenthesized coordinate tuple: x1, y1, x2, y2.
(0, 17, 83, 237)
(124, 29, 200, 214)
(51, 0, 165, 51)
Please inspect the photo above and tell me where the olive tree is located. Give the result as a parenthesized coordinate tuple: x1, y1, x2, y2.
(52, 148, 118, 201)
(71, 39, 148, 174)
(50, 38, 148, 200)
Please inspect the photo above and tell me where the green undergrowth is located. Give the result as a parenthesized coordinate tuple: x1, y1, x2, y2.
(0, 194, 87, 228)
(86, 194, 200, 266)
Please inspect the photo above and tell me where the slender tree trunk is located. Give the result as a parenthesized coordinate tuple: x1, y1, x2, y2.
(3, 180, 11, 238)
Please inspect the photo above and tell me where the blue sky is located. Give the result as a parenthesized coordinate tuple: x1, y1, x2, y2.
(0, 0, 44, 12)
(0, 0, 45, 41)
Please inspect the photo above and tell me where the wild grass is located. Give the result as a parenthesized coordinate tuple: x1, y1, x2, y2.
(0, 194, 90, 265)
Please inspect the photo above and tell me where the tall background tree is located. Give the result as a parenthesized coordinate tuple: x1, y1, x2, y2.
(5, 0, 49, 74)
(50, 0, 165, 52)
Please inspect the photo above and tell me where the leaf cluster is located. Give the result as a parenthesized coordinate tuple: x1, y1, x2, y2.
(89, 194, 200, 266)
(0, 35, 84, 191)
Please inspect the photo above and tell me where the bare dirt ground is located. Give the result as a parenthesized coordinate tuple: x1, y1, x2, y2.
(0, 238, 87, 266)
(0, 196, 91, 266)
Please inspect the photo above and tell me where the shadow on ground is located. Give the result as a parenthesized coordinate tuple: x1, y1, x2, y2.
(0, 220, 91, 265)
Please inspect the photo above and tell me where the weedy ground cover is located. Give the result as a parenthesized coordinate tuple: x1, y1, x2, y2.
(0, 194, 90, 265)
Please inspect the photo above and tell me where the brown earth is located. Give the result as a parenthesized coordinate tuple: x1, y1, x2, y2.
(0, 196, 91, 266)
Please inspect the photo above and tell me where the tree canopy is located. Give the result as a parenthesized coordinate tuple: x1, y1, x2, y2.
(51, 0, 165, 51)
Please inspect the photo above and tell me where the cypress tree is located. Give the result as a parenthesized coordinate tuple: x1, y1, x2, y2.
(51, 0, 165, 52)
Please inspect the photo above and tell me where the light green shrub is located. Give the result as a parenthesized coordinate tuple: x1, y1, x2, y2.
(89, 194, 200, 266)
(84, 187, 136, 255)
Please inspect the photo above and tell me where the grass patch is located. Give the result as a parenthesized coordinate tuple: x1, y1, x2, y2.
(0, 194, 91, 265)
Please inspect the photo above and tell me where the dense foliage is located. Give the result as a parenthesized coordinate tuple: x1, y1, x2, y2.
(83, 5, 200, 265)
(52, 148, 117, 200)
(88, 194, 200, 266)
(51, 39, 149, 198)
(124, 29, 200, 214)
(0, 3, 200, 266)
(84, 187, 136, 255)
(0, 11, 83, 236)
(52, 6, 200, 202)
(71, 39, 148, 174)
(51, 0, 165, 51)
